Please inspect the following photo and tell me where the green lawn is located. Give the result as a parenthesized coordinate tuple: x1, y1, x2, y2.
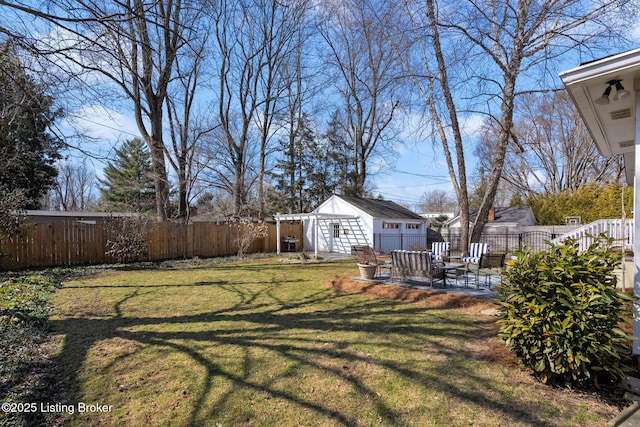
(48, 257, 618, 426)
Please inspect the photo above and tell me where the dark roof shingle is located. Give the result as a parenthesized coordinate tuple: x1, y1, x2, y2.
(469, 206, 536, 224)
(338, 195, 424, 220)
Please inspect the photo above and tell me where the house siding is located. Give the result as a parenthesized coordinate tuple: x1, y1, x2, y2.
(312, 197, 373, 253)
(302, 195, 427, 254)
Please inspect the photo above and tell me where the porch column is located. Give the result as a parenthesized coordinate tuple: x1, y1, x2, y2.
(634, 89, 640, 356)
(314, 213, 319, 259)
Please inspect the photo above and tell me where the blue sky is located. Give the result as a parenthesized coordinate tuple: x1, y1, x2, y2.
(5, 0, 638, 213)
(57, 32, 640, 213)
(369, 110, 487, 208)
(371, 137, 458, 207)
(61, 104, 472, 211)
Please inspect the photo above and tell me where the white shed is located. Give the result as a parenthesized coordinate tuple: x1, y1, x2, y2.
(274, 195, 428, 256)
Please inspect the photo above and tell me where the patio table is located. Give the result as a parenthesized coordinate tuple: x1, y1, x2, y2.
(441, 263, 464, 287)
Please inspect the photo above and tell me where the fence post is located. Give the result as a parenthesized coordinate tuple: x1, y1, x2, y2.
(505, 228, 509, 254)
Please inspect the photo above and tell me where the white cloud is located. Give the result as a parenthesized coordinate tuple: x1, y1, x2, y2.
(61, 105, 140, 159)
(73, 105, 139, 141)
(460, 113, 485, 138)
(398, 110, 485, 144)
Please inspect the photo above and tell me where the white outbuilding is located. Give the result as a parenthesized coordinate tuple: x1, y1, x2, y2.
(275, 195, 431, 257)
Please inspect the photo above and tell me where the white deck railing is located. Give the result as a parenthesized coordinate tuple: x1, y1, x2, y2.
(550, 219, 634, 251)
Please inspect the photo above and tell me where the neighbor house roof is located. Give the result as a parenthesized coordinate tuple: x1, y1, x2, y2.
(471, 206, 536, 224)
(336, 195, 425, 220)
(21, 210, 141, 224)
(446, 206, 537, 227)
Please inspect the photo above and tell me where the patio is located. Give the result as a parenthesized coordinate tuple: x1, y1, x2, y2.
(354, 268, 501, 299)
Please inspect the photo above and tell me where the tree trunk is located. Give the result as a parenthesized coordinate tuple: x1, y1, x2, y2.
(470, 66, 520, 243)
(177, 157, 187, 220)
(233, 156, 244, 216)
(148, 133, 170, 222)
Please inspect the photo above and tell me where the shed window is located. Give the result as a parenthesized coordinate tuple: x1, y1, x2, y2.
(332, 224, 340, 238)
(382, 223, 400, 229)
(406, 223, 421, 230)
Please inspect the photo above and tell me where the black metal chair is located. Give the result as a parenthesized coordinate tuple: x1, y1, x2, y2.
(465, 253, 506, 288)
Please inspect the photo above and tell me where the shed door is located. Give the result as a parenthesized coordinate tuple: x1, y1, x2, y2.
(329, 223, 340, 252)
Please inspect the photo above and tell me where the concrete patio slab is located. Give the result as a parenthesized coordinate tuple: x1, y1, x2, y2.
(354, 272, 499, 299)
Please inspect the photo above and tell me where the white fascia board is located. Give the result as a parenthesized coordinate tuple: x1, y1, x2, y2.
(559, 49, 640, 85)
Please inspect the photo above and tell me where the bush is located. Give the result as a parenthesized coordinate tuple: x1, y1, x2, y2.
(0, 274, 61, 427)
(104, 216, 150, 263)
(497, 235, 634, 386)
(0, 275, 59, 325)
(233, 218, 268, 257)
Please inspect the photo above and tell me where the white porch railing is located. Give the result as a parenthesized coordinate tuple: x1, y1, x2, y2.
(550, 219, 634, 252)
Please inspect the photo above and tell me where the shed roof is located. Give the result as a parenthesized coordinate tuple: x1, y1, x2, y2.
(336, 195, 424, 220)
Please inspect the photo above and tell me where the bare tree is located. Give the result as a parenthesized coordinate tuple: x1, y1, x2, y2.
(207, 0, 311, 218)
(318, 0, 404, 196)
(208, 0, 264, 216)
(252, 0, 312, 220)
(418, 189, 457, 213)
(272, 9, 324, 216)
(397, 0, 632, 248)
(166, 21, 214, 222)
(476, 91, 625, 199)
(46, 160, 96, 211)
(0, 0, 206, 221)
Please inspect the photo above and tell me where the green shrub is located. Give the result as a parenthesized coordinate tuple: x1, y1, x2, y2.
(0, 274, 61, 427)
(0, 275, 59, 325)
(497, 235, 634, 386)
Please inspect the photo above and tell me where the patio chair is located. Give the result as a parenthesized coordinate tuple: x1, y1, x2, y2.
(391, 250, 445, 287)
(465, 253, 506, 288)
(462, 243, 490, 265)
(430, 241, 450, 261)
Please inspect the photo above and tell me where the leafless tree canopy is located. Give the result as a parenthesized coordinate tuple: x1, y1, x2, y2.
(1, 0, 204, 221)
(418, 189, 457, 213)
(395, 0, 634, 247)
(476, 91, 625, 199)
(0, 0, 635, 225)
(45, 160, 96, 211)
(319, 0, 405, 196)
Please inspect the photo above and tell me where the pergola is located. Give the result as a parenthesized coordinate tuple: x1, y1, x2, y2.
(560, 48, 640, 354)
(274, 212, 359, 258)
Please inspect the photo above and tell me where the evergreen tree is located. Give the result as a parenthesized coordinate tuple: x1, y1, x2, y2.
(0, 43, 62, 209)
(273, 115, 313, 214)
(321, 112, 354, 197)
(97, 138, 156, 213)
(468, 167, 487, 210)
(271, 112, 358, 214)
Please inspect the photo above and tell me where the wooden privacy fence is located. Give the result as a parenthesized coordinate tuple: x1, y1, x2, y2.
(0, 221, 303, 270)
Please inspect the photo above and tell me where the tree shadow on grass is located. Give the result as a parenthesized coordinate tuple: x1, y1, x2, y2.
(49, 275, 609, 427)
